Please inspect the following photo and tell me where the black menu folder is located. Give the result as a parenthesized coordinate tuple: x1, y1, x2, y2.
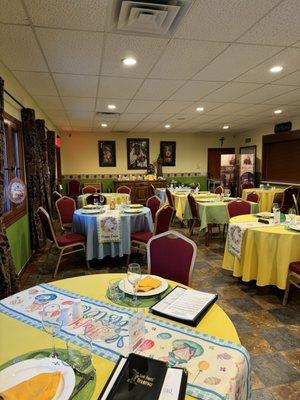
(150, 286, 218, 327)
(98, 353, 187, 400)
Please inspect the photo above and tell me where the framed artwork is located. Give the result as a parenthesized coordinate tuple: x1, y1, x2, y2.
(98, 141, 116, 167)
(127, 138, 149, 169)
(160, 141, 176, 166)
(239, 145, 256, 186)
(239, 145, 256, 159)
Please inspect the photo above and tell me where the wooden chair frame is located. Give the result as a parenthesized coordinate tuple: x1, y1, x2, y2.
(283, 270, 300, 305)
(55, 196, 76, 232)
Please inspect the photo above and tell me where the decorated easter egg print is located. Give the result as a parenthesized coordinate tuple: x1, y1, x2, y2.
(139, 339, 154, 351)
(62, 300, 73, 306)
(35, 293, 57, 302)
(204, 377, 221, 385)
(198, 360, 210, 371)
(157, 332, 172, 340)
(29, 289, 39, 295)
(217, 352, 232, 360)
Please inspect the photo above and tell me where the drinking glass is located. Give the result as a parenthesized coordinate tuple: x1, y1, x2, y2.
(93, 197, 99, 206)
(272, 202, 279, 214)
(288, 208, 296, 226)
(42, 304, 62, 357)
(108, 278, 124, 302)
(127, 263, 141, 308)
(67, 333, 93, 373)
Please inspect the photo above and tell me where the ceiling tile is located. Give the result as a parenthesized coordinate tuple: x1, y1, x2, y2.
(143, 114, 173, 122)
(235, 47, 300, 84)
(263, 88, 300, 105)
(236, 84, 296, 104)
(71, 126, 92, 132)
(238, 0, 300, 46)
(152, 101, 193, 114)
(149, 39, 227, 80)
(174, 0, 279, 41)
(96, 98, 130, 113)
(42, 109, 68, 119)
(101, 33, 168, 78)
(170, 81, 225, 101)
(193, 43, 281, 81)
(206, 103, 249, 115)
(66, 111, 94, 120)
(125, 100, 162, 114)
(33, 95, 64, 110)
(182, 102, 224, 114)
(61, 97, 95, 111)
(50, 117, 69, 126)
(134, 79, 184, 100)
(132, 121, 159, 131)
(25, 0, 108, 31)
(98, 76, 142, 99)
(234, 104, 275, 116)
(273, 69, 300, 86)
(118, 114, 147, 122)
(292, 41, 300, 48)
(0, 25, 47, 71)
(12, 71, 57, 96)
(0, 0, 28, 23)
(202, 82, 263, 102)
(53, 74, 98, 97)
(112, 121, 138, 131)
(36, 28, 103, 74)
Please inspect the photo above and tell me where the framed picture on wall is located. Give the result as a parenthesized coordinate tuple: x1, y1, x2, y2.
(127, 138, 149, 169)
(98, 140, 116, 167)
(160, 141, 176, 166)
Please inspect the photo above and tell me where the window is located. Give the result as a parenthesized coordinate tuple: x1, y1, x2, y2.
(3, 113, 26, 226)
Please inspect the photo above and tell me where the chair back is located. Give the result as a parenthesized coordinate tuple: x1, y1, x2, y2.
(147, 230, 197, 286)
(52, 190, 62, 203)
(281, 186, 299, 213)
(116, 185, 131, 195)
(292, 194, 299, 215)
(67, 180, 81, 197)
(146, 196, 161, 222)
(37, 207, 57, 245)
(241, 182, 254, 190)
(154, 204, 175, 235)
(187, 193, 199, 220)
(227, 199, 251, 218)
(149, 184, 156, 197)
(56, 196, 76, 225)
(86, 194, 107, 205)
(165, 188, 174, 208)
(82, 185, 97, 194)
(246, 191, 259, 203)
(214, 186, 224, 194)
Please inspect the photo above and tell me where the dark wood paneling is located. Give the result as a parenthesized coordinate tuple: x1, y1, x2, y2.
(207, 148, 235, 180)
(114, 180, 167, 204)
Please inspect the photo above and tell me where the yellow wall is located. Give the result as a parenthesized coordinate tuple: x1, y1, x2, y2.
(60, 130, 236, 176)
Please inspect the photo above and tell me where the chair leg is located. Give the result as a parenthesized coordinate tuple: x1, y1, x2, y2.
(54, 249, 64, 277)
(45, 242, 54, 267)
(126, 254, 130, 267)
(283, 278, 291, 305)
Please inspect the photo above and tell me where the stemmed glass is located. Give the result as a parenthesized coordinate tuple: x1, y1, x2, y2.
(288, 208, 296, 226)
(42, 304, 62, 358)
(127, 263, 141, 309)
(93, 196, 99, 207)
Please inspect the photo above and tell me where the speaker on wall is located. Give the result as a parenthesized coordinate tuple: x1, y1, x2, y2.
(274, 121, 292, 134)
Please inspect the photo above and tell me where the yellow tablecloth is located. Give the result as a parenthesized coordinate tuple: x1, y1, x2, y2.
(77, 193, 129, 208)
(242, 188, 283, 212)
(0, 274, 239, 400)
(173, 192, 219, 221)
(222, 215, 300, 289)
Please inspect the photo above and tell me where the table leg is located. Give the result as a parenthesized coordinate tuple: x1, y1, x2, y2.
(205, 226, 210, 246)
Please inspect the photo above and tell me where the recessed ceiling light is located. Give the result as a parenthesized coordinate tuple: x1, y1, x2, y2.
(223, 125, 230, 130)
(122, 57, 137, 66)
(101, 123, 108, 128)
(270, 65, 283, 73)
(108, 104, 116, 110)
(165, 124, 171, 129)
(274, 109, 282, 114)
(196, 106, 204, 112)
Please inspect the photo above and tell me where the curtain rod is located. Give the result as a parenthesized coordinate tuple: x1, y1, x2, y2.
(4, 88, 52, 132)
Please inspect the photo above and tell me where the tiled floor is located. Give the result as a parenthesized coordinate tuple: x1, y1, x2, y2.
(20, 228, 300, 400)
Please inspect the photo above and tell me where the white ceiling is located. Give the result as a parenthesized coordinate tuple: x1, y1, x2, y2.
(0, 0, 300, 134)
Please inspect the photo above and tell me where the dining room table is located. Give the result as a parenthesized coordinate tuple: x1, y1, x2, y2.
(241, 187, 284, 212)
(222, 214, 300, 289)
(72, 205, 153, 260)
(173, 191, 219, 221)
(77, 192, 130, 208)
(0, 273, 246, 400)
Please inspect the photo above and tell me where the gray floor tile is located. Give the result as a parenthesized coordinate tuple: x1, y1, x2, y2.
(259, 327, 300, 351)
(229, 313, 253, 333)
(227, 297, 263, 313)
(269, 307, 300, 325)
(251, 388, 276, 400)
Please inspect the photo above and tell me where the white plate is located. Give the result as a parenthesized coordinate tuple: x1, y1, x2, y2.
(83, 205, 97, 209)
(256, 212, 274, 218)
(0, 358, 75, 400)
(81, 209, 104, 214)
(123, 209, 142, 214)
(119, 275, 168, 297)
(288, 225, 300, 232)
(128, 204, 143, 208)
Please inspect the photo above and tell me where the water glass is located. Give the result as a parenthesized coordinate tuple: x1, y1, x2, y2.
(42, 304, 62, 358)
(288, 208, 296, 226)
(108, 278, 123, 302)
(127, 263, 141, 308)
(272, 202, 279, 213)
(93, 197, 99, 206)
(67, 334, 93, 373)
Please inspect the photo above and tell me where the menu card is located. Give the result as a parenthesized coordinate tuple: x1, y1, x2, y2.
(150, 286, 218, 326)
(98, 353, 187, 400)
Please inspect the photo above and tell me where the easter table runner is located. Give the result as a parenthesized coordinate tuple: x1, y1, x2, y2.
(96, 210, 121, 243)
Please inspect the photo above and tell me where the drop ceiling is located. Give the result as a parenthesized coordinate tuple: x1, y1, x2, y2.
(0, 0, 299, 134)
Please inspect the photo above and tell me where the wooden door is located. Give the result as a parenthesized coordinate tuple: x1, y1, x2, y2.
(207, 148, 235, 180)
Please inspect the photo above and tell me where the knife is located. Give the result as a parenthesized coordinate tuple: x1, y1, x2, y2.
(70, 370, 95, 399)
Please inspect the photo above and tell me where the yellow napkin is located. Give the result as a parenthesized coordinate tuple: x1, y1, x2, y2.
(0, 371, 61, 400)
(137, 275, 161, 292)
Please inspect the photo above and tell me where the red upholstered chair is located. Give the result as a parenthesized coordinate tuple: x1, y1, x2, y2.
(56, 196, 76, 231)
(283, 261, 300, 305)
(165, 188, 175, 208)
(82, 185, 97, 194)
(214, 186, 224, 194)
(149, 184, 156, 197)
(116, 185, 131, 195)
(37, 207, 88, 277)
(241, 182, 254, 190)
(246, 191, 259, 203)
(67, 180, 81, 198)
(227, 199, 251, 218)
(147, 230, 197, 286)
(86, 194, 107, 205)
(146, 195, 161, 222)
(52, 190, 62, 203)
(280, 186, 299, 213)
(187, 193, 200, 237)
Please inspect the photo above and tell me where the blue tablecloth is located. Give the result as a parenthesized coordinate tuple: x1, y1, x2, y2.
(155, 188, 166, 202)
(73, 207, 153, 260)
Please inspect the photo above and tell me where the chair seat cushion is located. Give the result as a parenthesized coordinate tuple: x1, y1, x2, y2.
(56, 233, 85, 246)
(131, 231, 153, 243)
(290, 261, 300, 275)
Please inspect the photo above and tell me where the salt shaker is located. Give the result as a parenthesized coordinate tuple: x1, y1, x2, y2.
(72, 299, 83, 319)
(60, 305, 72, 325)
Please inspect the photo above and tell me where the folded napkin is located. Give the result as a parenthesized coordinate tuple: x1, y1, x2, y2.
(0, 371, 61, 400)
(137, 276, 161, 292)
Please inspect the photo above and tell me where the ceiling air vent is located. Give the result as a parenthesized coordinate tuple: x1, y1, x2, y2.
(108, 0, 192, 36)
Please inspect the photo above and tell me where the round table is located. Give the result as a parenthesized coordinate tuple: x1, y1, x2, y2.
(0, 274, 239, 400)
(73, 206, 153, 260)
(172, 192, 218, 221)
(77, 193, 130, 208)
(222, 214, 300, 289)
(242, 188, 283, 212)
